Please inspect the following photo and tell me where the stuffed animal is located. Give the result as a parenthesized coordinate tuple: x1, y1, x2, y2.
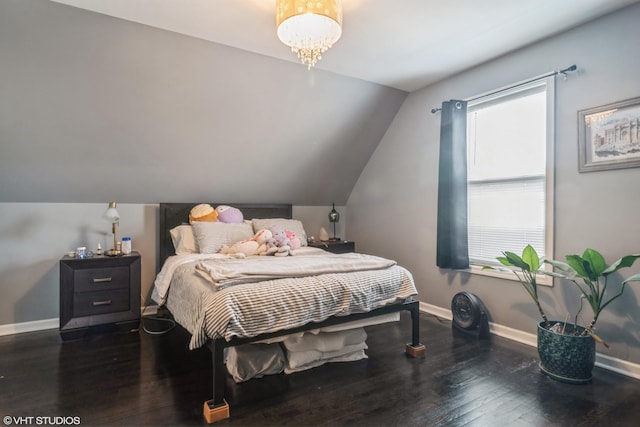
(189, 204, 218, 223)
(285, 230, 301, 250)
(253, 228, 273, 255)
(220, 229, 272, 258)
(263, 226, 294, 256)
(215, 205, 244, 223)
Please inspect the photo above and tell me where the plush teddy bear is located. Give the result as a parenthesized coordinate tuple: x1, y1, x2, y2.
(189, 203, 218, 223)
(215, 205, 244, 223)
(285, 230, 301, 250)
(220, 229, 273, 258)
(263, 226, 294, 256)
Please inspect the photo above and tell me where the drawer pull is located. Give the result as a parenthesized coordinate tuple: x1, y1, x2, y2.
(92, 300, 112, 306)
(92, 277, 112, 283)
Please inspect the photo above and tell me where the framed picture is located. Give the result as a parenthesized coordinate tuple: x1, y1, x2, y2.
(578, 96, 640, 172)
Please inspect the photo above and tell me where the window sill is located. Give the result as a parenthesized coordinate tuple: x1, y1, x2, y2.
(464, 264, 553, 287)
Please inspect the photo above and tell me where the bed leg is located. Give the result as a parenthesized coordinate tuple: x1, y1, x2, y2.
(203, 340, 230, 423)
(405, 301, 426, 357)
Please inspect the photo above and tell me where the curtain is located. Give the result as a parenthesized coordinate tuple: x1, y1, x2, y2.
(436, 100, 469, 269)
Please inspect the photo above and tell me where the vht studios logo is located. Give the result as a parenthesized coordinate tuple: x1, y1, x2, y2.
(3, 416, 81, 426)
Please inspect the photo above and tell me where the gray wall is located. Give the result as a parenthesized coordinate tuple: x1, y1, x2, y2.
(0, 0, 406, 205)
(347, 4, 640, 364)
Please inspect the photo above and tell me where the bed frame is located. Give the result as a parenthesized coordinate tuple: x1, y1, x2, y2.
(158, 203, 426, 423)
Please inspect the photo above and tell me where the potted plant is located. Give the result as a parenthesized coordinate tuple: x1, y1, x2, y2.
(484, 245, 640, 384)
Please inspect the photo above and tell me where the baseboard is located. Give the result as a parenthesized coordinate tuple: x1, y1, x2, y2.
(419, 302, 452, 320)
(0, 318, 58, 336)
(0, 305, 160, 337)
(419, 303, 640, 381)
(595, 353, 640, 380)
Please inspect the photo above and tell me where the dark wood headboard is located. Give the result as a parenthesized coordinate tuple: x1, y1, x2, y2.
(158, 203, 293, 271)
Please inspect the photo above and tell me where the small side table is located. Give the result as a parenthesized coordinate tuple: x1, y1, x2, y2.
(59, 252, 141, 340)
(309, 240, 355, 254)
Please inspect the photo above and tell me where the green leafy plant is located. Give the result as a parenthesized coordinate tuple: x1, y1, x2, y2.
(545, 248, 640, 337)
(484, 246, 640, 343)
(483, 244, 549, 326)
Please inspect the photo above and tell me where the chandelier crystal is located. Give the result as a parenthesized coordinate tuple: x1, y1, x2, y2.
(276, 0, 343, 69)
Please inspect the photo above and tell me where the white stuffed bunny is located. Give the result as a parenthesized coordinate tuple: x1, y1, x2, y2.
(220, 229, 273, 258)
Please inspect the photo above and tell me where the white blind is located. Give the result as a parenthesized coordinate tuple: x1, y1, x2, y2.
(468, 176, 545, 264)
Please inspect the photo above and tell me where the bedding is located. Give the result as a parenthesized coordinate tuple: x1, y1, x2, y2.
(169, 224, 198, 254)
(224, 327, 373, 382)
(153, 247, 417, 350)
(224, 343, 286, 383)
(191, 221, 254, 253)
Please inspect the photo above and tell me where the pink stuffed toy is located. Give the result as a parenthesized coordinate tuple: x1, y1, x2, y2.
(285, 230, 301, 250)
(263, 226, 294, 256)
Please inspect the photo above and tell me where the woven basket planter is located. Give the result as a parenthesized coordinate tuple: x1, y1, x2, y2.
(537, 321, 595, 384)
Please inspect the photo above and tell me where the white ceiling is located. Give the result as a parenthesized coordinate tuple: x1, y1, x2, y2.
(52, 0, 639, 92)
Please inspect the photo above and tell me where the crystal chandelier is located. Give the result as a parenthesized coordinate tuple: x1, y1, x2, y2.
(276, 0, 343, 69)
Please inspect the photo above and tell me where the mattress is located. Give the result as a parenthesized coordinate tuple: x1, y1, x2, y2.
(152, 247, 417, 349)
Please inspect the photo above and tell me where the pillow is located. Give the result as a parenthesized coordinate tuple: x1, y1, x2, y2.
(252, 218, 308, 247)
(189, 203, 218, 223)
(192, 221, 254, 254)
(169, 224, 198, 255)
(215, 205, 244, 223)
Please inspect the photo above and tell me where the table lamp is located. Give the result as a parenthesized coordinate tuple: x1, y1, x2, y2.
(103, 201, 121, 256)
(328, 203, 340, 241)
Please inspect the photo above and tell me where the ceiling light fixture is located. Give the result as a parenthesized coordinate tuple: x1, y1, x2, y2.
(276, 0, 343, 69)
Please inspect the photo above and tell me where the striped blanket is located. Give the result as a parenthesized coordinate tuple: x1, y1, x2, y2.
(154, 248, 417, 349)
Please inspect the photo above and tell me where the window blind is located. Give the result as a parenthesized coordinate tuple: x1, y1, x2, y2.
(468, 176, 545, 264)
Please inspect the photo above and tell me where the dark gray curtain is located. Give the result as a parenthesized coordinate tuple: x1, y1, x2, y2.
(436, 100, 469, 269)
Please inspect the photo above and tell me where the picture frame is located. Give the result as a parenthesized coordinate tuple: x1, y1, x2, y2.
(578, 96, 640, 172)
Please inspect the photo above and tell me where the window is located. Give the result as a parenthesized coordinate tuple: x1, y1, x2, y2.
(466, 78, 554, 279)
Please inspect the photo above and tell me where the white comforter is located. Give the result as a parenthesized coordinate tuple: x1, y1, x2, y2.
(153, 247, 417, 349)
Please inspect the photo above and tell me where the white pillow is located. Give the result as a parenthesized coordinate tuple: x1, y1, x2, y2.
(252, 218, 308, 246)
(169, 225, 198, 255)
(192, 222, 254, 254)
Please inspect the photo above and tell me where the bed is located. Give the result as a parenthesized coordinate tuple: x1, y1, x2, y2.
(154, 203, 425, 423)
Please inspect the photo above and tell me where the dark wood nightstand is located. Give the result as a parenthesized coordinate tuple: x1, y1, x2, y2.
(309, 240, 355, 254)
(59, 252, 141, 340)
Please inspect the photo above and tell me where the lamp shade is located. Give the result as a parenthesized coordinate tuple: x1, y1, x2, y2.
(103, 201, 120, 223)
(328, 203, 340, 223)
(276, 0, 342, 68)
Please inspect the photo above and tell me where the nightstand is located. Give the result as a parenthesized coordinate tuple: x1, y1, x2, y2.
(309, 240, 355, 254)
(59, 252, 141, 340)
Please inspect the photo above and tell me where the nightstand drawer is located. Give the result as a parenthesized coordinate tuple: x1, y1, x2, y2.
(73, 289, 130, 317)
(74, 266, 129, 293)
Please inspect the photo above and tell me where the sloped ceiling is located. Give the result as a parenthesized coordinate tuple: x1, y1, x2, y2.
(1, 0, 638, 205)
(50, 0, 640, 92)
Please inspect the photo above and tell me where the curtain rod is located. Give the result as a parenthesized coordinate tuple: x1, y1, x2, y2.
(430, 64, 577, 114)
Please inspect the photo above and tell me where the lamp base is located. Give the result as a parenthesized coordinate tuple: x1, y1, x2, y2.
(105, 249, 122, 257)
(329, 237, 341, 241)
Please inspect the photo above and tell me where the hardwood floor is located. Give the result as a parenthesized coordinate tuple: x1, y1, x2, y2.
(1, 313, 639, 426)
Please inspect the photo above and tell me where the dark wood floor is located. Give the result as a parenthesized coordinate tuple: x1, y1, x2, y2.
(1, 313, 639, 426)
